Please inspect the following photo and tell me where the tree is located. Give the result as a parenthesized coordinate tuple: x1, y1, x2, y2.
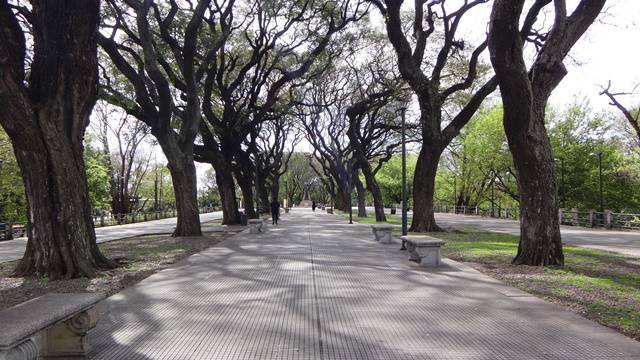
(254, 115, 300, 209)
(548, 101, 640, 212)
(600, 82, 640, 149)
(194, 0, 367, 221)
(371, 0, 498, 231)
(0, 0, 114, 278)
(439, 106, 517, 210)
(488, 0, 607, 265)
(280, 152, 319, 206)
(376, 154, 417, 207)
(300, 71, 358, 212)
(0, 128, 26, 223)
(99, 0, 218, 236)
(91, 102, 151, 218)
(84, 138, 113, 212)
(345, 57, 407, 221)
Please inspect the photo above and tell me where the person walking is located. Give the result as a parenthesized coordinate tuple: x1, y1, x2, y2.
(312, 201, 316, 212)
(270, 198, 280, 225)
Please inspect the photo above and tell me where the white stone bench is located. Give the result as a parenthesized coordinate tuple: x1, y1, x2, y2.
(371, 224, 394, 244)
(401, 235, 445, 267)
(248, 219, 264, 233)
(0, 293, 104, 360)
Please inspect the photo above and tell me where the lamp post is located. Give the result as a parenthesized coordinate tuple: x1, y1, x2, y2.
(597, 152, 603, 212)
(400, 107, 408, 250)
(559, 157, 565, 208)
(490, 170, 495, 217)
(284, 180, 288, 209)
(590, 152, 604, 212)
(349, 188, 353, 224)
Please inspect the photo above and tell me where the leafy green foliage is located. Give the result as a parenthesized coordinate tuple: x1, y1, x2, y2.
(375, 154, 417, 206)
(0, 129, 26, 222)
(549, 101, 640, 211)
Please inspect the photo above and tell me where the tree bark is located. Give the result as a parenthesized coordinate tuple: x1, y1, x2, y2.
(215, 164, 240, 225)
(409, 147, 443, 232)
(355, 176, 367, 217)
(508, 103, 563, 265)
(334, 188, 351, 212)
(486, 0, 610, 265)
(270, 174, 281, 202)
(235, 172, 257, 218)
(0, 0, 115, 279)
(256, 168, 270, 213)
(163, 148, 202, 237)
(361, 163, 386, 222)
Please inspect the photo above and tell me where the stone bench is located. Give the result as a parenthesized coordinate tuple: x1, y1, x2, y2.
(371, 224, 394, 244)
(0, 292, 105, 360)
(401, 235, 445, 267)
(248, 219, 264, 234)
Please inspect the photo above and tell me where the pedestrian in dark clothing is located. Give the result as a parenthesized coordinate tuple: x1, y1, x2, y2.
(270, 199, 280, 225)
(312, 201, 316, 212)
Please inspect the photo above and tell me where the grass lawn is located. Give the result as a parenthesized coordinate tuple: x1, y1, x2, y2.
(339, 212, 640, 340)
(0, 223, 239, 310)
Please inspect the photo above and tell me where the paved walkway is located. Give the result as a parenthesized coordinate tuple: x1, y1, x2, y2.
(0, 212, 223, 263)
(434, 213, 640, 257)
(88, 209, 640, 359)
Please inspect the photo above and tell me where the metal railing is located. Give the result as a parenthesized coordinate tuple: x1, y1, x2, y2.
(0, 206, 218, 241)
(434, 204, 640, 230)
(434, 205, 520, 220)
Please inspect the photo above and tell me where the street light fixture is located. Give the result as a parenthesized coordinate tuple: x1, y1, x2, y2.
(590, 152, 604, 212)
(400, 107, 408, 251)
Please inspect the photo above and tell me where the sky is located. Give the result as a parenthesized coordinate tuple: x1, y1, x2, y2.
(550, 1, 639, 109)
(380, 0, 640, 111)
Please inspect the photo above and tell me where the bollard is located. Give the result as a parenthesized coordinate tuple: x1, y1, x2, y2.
(604, 210, 613, 229)
(589, 210, 596, 228)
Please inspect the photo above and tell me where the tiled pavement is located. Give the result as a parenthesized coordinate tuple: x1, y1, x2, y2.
(88, 209, 640, 359)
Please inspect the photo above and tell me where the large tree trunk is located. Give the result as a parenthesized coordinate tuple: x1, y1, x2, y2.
(507, 103, 563, 265)
(334, 187, 351, 212)
(13, 128, 115, 279)
(164, 150, 202, 236)
(236, 174, 257, 219)
(488, 0, 571, 266)
(1, 0, 115, 279)
(256, 169, 270, 214)
(215, 163, 240, 225)
(409, 147, 443, 232)
(270, 174, 281, 202)
(355, 176, 367, 217)
(361, 163, 386, 222)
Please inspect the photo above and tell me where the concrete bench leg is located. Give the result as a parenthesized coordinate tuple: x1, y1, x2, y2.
(406, 244, 442, 267)
(40, 307, 98, 358)
(1, 339, 39, 360)
(405, 241, 422, 262)
(379, 231, 392, 244)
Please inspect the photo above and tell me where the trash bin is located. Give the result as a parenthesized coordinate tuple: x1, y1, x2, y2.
(390, 208, 396, 215)
(239, 212, 248, 225)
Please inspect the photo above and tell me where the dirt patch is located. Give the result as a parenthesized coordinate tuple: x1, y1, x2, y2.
(0, 227, 242, 310)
